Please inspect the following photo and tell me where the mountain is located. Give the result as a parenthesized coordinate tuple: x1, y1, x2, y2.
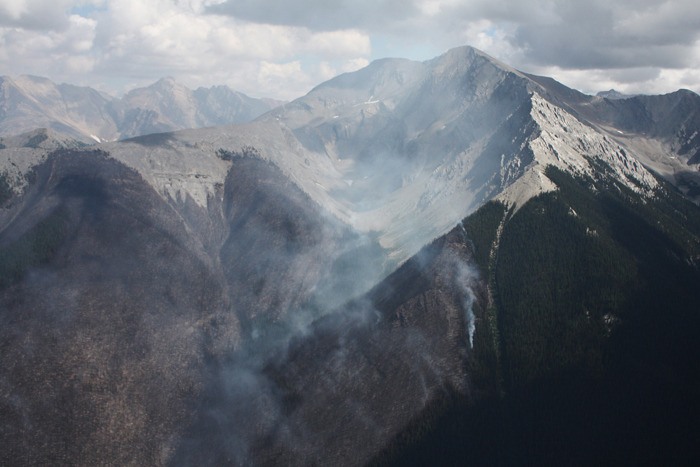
(0, 75, 281, 143)
(596, 88, 634, 100)
(0, 75, 119, 142)
(117, 78, 280, 139)
(1, 46, 699, 465)
(0, 127, 85, 151)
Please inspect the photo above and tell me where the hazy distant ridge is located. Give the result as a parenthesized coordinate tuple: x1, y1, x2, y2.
(0, 75, 283, 143)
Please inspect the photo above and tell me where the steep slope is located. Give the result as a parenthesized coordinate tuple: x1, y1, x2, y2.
(176, 227, 482, 465)
(0, 128, 86, 202)
(0, 127, 85, 151)
(0, 147, 383, 465)
(377, 167, 700, 466)
(0, 150, 231, 465)
(591, 90, 700, 201)
(527, 73, 700, 202)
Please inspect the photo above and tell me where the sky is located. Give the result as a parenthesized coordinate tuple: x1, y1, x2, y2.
(1, 0, 699, 101)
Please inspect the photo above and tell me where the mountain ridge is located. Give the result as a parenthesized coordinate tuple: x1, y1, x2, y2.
(0, 75, 282, 143)
(3, 45, 695, 264)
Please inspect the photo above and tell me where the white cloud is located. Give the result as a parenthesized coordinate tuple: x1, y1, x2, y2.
(0, 0, 698, 100)
(0, 0, 373, 99)
(306, 29, 371, 58)
(341, 58, 369, 73)
(0, 0, 99, 30)
(0, 0, 28, 20)
(258, 60, 307, 92)
(92, 1, 371, 98)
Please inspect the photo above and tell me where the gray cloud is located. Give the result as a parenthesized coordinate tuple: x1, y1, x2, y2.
(1, 0, 699, 100)
(0, 0, 73, 30)
(207, 0, 420, 32)
(505, 0, 700, 70)
(209, 0, 700, 73)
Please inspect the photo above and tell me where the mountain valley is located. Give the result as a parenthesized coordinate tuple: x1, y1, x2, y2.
(1, 46, 700, 465)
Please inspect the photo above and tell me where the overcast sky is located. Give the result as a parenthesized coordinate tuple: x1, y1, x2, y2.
(1, 0, 699, 100)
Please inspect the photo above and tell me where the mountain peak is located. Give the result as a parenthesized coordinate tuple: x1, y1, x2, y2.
(596, 89, 632, 100)
(431, 45, 523, 77)
(675, 88, 700, 98)
(14, 74, 54, 85)
(149, 76, 183, 90)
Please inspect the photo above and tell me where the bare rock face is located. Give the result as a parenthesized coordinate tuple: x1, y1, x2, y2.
(527, 73, 700, 202)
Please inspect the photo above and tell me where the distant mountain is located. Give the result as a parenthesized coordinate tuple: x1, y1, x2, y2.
(0, 75, 119, 142)
(1, 46, 700, 465)
(596, 88, 634, 99)
(117, 77, 280, 139)
(0, 75, 282, 142)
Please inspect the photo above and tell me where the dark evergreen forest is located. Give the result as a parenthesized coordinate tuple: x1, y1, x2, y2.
(373, 167, 700, 466)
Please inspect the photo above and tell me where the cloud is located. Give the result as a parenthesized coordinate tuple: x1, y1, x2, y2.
(530, 65, 700, 97)
(0, 0, 699, 99)
(377, 0, 700, 73)
(205, 0, 700, 95)
(0, 0, 72, 30)
(0, 13, 97, 77)
(207, 0, 421, 32)
(0, 0, 372, 99)
(505, 0, 700, 70)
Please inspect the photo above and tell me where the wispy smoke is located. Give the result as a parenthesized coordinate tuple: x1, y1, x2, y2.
(174, 223, 482, 465)
(457, 221, 479, 348)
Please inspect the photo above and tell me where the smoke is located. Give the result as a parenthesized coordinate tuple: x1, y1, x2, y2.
(173, 296, 389, 464)
(1, 138, 491, 465)
(171, 217, 485, 464)
(457, 221, 479, 348)
(463, 272, 478, 347)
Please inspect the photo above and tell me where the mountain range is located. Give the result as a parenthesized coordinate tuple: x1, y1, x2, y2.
(0, 75, 282, 143)
(1, 46, 699, 465)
